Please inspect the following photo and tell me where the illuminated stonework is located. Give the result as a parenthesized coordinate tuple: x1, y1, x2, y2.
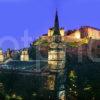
(48, 42, 66, 71)
(20, 49, 29, 61)
(47, 75, 55, 90)
(69, 30, 81, 39)
(0, 49, 4, 63)
(47, 12, 66, 97)
(87, 28, 100, 39)
(48, 28, 65, 37)
(48, 28, 54, 37)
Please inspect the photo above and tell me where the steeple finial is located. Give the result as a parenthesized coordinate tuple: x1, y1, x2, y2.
(53, 10, 60, 35)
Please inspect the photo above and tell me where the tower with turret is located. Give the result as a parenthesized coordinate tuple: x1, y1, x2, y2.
(48, 11, 66, 72)
(47, 11, 66, 100)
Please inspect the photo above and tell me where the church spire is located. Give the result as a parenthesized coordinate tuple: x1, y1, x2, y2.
(53, 11, 60, 35)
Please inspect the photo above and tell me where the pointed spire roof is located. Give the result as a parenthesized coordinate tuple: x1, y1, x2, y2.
(53, 11, 60, 35)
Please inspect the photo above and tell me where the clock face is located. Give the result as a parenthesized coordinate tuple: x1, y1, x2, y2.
(50, 42, 58, 48)
(55, 38, 60, 43)
(55, 36, 61, 42)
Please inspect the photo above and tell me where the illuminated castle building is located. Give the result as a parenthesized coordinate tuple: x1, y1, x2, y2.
(47, 11, 66, 100)
(20, 49, 29, 61)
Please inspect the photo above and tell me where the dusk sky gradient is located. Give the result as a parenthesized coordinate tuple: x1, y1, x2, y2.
(0, 0, 100, 50)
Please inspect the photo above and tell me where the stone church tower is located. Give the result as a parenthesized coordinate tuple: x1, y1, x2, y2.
(48, 11, 66, 72)
(47, 11, 66, 100)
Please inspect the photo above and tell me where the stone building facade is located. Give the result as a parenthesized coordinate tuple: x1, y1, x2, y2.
(0, 49, 4, 63)
(20, 49, 29, 61)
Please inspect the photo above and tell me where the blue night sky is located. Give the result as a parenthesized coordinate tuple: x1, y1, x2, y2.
(0, 0, 100, 50)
